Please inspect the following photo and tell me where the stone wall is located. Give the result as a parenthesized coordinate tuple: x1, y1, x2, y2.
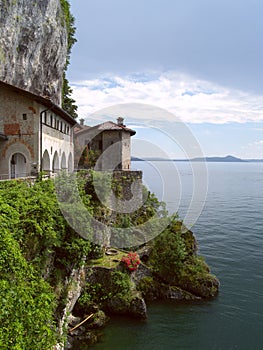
(0, 84, 39, 178)
(0, 83, 74, 178)
(112, 170, 143, 203)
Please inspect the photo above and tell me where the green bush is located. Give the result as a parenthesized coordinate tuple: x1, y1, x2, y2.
(137, 276, 157, 298)
(175, 256, 219, 298)
(149, 227, 187, 282)
(0, 228, 56, 349)
(0, 177, 96, 348)
(78, 270, 132, 309)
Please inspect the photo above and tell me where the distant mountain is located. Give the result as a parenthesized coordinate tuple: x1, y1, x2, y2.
(191, 155, 246, 162)
(131, 156, 145, 161)
(131, 156, 168, 161)
(132, 155, 263, 162)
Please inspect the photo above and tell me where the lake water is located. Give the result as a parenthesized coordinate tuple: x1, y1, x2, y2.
(81, 161, 263, 350)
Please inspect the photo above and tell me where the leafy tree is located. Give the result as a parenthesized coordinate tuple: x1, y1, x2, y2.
(149, 225, 187, 282)
(0, 177, 98, 349)
(60, 0, 78, 118)
(0, 228, 56, 349)
(62, 73, 78, 118)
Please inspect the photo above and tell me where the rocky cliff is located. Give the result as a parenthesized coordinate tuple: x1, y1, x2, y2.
(0, 0, 68, 105)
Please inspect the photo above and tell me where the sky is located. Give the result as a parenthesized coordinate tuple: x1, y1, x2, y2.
(67, 0, 263, 159)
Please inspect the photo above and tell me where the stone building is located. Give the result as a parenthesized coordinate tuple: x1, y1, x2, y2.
(0, 81, 76, 179)
(74, 117, 136, 171)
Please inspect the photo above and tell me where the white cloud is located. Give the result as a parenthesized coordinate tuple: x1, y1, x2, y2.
(248, 140, 263, 146)
(70, 71, 263, 124)
(241, 140, 263, 159)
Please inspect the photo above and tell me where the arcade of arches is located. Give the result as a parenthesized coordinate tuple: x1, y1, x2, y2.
(41, 149, 73, 174)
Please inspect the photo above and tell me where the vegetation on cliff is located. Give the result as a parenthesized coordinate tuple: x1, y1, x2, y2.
(147, 219, 219, 298)
(0, 172, 219, 349)
(0, 177, 92, 349)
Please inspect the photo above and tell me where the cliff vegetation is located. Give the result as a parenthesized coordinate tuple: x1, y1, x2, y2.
(0, 172, 219, 349)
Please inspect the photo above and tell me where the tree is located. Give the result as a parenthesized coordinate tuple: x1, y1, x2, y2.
(62, 73, 78, 118)
(149, 227, 186, 282)
(60, 0, 78, 118)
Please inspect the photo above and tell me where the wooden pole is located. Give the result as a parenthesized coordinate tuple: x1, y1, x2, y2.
(69, 313, 94, 333)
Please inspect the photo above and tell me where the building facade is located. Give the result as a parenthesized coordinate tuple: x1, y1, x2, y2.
(0, 81, 76, 179)
(74, 117, 136, 171)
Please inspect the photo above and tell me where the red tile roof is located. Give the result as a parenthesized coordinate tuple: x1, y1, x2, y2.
(75, 121, 136, 136)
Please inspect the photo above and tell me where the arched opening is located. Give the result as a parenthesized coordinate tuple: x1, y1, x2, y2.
(61, 152, 67, 170)
(68, 152, 73, 173)
(52, 151, 60, 173)
(10, 153, 27, 178)
(42, 150, 51, 173)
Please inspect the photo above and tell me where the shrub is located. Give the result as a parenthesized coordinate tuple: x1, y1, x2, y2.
(0, 228, 56, 349)
(137, 276, 157, 298)
(121, 252, 141, 271)
(77, 270, 132, 310)
(149, 228, 186, 282)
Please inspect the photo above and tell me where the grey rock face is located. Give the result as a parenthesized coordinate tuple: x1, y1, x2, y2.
(0, 0, 67, 105)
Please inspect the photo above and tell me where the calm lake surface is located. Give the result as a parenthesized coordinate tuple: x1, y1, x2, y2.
(80, 161, 263, 350)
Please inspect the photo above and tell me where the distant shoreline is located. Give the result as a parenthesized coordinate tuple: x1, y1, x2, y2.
(131, 155, 263, 163)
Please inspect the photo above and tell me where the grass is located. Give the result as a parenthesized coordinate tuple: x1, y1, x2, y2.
(88, 250, 126, 269)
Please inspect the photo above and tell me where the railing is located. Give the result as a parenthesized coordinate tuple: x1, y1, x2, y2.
(0, 172, 51, 181)
(0, 169, 75, 181)
(0, 174, 11, 180)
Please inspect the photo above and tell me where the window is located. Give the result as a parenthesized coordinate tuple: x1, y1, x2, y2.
(42, 112, 47, 124)
(22, 113, 27, 121)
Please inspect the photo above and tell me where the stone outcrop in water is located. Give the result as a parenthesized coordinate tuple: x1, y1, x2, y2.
(0, 0, 68, 105)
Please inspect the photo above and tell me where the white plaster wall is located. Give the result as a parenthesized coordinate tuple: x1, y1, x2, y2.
(121, 132, 131, 170)
(42, 123, 74, 173)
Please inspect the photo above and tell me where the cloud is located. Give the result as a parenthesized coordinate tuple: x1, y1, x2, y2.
(70, 71, 263, 124)
(240, 139, 263, 159)
(248, 140, 263, 146)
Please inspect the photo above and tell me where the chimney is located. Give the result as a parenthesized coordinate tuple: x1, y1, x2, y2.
(117, 117, 124, 126)
(79, 118, 84, 126)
